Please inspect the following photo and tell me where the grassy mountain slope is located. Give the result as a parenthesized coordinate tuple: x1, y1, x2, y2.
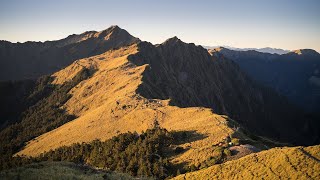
(173, 145, 320, 180)
(16, 37, 319, 163)
(16, 44, 234, 169)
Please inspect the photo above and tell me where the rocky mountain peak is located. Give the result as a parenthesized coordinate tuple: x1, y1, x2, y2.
(95, 25, 136, 41)
(162, 36, 184, 46)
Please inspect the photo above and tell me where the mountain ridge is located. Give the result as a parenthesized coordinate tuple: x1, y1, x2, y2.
(0, 26, 139, 81)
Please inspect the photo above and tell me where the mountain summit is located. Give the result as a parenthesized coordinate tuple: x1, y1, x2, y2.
(47, 25, 137, 48)
(162, 36, 184, 45)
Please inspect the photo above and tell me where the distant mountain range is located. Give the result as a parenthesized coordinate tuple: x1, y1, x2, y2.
(203, 46, 290, 55)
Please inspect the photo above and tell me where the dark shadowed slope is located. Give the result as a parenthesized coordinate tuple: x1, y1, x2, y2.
(213, 47, 320, 113)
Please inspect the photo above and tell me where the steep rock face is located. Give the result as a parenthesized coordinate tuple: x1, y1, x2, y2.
(0, 26, 140, 81)
(215, 47, 320, 113)
(129, 38, 317, 145)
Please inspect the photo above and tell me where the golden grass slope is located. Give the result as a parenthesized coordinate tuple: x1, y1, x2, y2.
(16, 44, 234, 167)
(173, 145, 320, 180)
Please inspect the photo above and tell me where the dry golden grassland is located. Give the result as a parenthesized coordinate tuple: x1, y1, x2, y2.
(17, 44, 234, 168)
(173, 145, 320, 180)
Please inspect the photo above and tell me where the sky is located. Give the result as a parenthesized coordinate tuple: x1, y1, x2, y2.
(1, 0, 320, 51)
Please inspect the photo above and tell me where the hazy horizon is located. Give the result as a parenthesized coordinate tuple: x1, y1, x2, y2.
(1, 0, 319, 51)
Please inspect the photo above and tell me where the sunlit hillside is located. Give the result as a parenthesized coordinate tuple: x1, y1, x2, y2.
(174, 145, 320, 179)
(16, 44, 235, 168)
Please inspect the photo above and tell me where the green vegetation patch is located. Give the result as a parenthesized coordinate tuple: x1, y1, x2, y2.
(35, 128, 173, 179)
